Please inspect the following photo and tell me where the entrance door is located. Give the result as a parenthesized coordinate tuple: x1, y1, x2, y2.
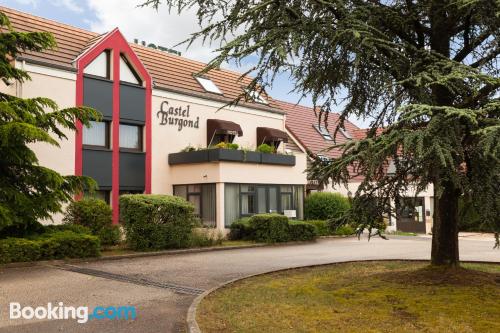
(396, 197, 426, 233)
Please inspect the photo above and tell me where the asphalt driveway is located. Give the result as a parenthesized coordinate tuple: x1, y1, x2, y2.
(0, 236, 498, 333)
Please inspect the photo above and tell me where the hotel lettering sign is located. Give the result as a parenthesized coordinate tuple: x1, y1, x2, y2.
(157, 101, 200, 131)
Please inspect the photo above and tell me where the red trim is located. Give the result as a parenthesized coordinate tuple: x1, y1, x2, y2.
(75, 29, 153, 224)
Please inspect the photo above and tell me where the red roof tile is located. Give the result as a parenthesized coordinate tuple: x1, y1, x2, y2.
(0, 6, 281, 113)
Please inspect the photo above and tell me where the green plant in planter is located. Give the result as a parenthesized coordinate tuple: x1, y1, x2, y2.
(227, 143, 239, 150)
(256, 143, 274, 154)
(213, 142, 227, 149)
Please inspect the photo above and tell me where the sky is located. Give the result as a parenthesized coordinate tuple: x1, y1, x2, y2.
(2, 0, 370, 128)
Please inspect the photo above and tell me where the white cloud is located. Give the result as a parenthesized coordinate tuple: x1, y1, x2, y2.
(86, 0, 220, 63)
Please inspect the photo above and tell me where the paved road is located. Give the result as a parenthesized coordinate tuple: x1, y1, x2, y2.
(0, 236, 498, 333)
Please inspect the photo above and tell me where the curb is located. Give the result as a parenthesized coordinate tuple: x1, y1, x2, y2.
(0, 239, 326, 269)
(186, 258, 500, 333)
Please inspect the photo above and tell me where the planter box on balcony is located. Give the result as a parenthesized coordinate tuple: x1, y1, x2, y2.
(242, 151, 261, 163)
(208, 148, 245, 162)
(261, 153, 296, 166)
(168, 150, 209, 165)
(168, 149, 295, 166)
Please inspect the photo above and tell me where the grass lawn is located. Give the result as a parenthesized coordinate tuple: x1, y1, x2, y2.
(197, 261, 500, 333)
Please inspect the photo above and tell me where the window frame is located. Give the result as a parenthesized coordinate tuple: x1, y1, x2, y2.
(83, 120, 110, 150)
(173, 184, 217, 228)
(119, 123, 143, 152)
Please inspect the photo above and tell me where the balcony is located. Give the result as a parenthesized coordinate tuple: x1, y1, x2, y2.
(168, 148, 296, 166)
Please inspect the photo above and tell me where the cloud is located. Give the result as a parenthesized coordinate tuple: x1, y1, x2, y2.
(13, 0, 84, 12)
(86, 0, 220, 63)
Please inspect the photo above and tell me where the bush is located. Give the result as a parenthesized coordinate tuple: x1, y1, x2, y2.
(64, 198, 120, 246)
(256, 143, 274, 154)
(120, 194, 197, 251)
(304, 192, 351, 220)
(0, 231, 100, 264)
(288, 221, 317, 241)
(44, 224, 91, 235)
(303, 220, 330, 236)
(332, 224, 355, 236)
(249, 214, 289, 243)
(228, 218, 254, 240)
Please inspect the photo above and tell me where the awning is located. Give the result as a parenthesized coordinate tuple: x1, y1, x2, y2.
(257, 127, 289, 145)
(207, 119, 243, 146)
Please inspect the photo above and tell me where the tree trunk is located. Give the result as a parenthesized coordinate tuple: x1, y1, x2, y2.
(431, 182, 460, 266)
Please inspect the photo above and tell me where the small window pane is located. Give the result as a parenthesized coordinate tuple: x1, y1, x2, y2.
(241, 185, 255, 192)
(225, 184, 239, 227)
(188, 195, 201, 216)
(83, 121, 107, 147)
(281, 194, 293, 212)
(201, 184, 216, 227)
(120, 56, 141, 85)
(120, 124, 141, 150)
(257, 187, 267, 213)
(173, 185, 187, 199)
(188, 184, 201, 193)
(84, 52, 109, 78)
(269, 187, 278, 213)
(241, 194, 255, 214)
(195, 76, 222, 94)
(280, 185, 292, 193)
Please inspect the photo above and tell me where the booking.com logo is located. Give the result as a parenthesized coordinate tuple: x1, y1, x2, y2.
(9, 302, 137, 324)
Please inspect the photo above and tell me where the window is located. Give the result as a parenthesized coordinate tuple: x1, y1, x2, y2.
(119, 124, 142, 151)
(83, 121, 109, 148)
(195, 76, 222, 94)
(173, 184, 216, 227)
(120, 55, 142, 85)
(84, 51, 110, 79)
(224, 184, 305, 226)
(313, 124, 333, 141)
(246, 89, 268, 104)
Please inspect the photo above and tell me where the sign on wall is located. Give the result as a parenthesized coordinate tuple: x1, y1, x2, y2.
(157, 100, 200, 131)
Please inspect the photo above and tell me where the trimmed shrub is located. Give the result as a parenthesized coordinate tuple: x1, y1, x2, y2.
(44, 224, 91, 235)
(0, 231, 100, 264)
(228, 218, 254, 240)
(249, 214, 289, 243)
(64, 198, 119, 246)
(288, 221, 317, 241)
(303, 220, 330, 236)
(304, 192, 351, 220)
(120, 194, 197, 251)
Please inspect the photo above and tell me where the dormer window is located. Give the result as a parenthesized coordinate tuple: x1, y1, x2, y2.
(120, 55, 142, 85)
(195, 76, 222, 94)
(246, 89, 268, 104)
(84, 51, 110, 79)
(313, 124, 333, 141)
(339, 128, 352, 139)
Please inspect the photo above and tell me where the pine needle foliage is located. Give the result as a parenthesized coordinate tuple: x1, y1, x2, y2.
(147, 0, 500, 264)
(0, 12, 99, 236)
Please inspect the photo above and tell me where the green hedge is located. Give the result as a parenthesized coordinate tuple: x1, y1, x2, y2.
(303, 220, 330, 236)
(0, 231, 100, 264)
(228, 218, 254, 240)
(250, 214, 290, 243)
(304, 192, 350, 220)
(288, 221, 316, 241)
(64, 198, 120, 246)
(120, 194, 197, 251)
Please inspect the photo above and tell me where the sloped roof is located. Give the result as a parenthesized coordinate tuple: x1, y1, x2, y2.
(277, 100, 360, 159)
(0, 6, 282, 113)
